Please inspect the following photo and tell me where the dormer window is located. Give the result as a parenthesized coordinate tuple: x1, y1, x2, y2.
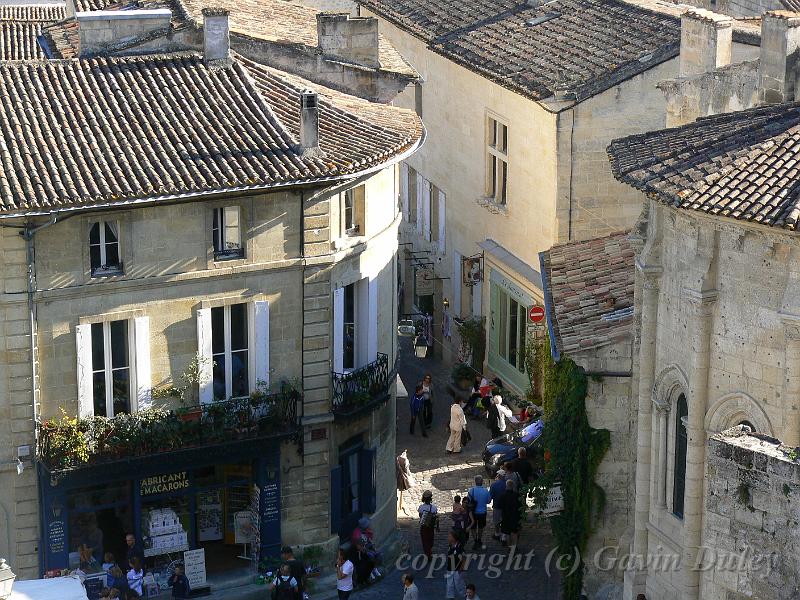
(213, 206, 244, 260)
(89, 221, 122, 277)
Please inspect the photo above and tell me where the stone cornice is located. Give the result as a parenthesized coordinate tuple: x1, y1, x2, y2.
(681, 287, 718, 307)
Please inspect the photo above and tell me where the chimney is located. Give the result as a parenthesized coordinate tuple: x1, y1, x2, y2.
(76, 8, 172, 57)
(66, 0, 76, 19)
(758, 11, 800, 104)
(202, 7, 230, 66)
(299, 90, 322, 157)
(317, 13, 379, 69)
(679, 9, 732, 77)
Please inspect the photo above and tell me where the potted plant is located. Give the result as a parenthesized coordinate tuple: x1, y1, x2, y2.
(451, 363, 474, 390)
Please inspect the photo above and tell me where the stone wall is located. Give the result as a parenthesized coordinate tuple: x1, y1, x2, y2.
(571, 340, 637, 597)
(703, 428, 800, 599)
(659, 60, 759, 128)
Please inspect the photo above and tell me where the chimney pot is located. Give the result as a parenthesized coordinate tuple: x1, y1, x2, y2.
(679, 9, 732, 77)
(758, 11, 800, 105)
(203, 7, 230, 66)
(299, 90, 322, 157)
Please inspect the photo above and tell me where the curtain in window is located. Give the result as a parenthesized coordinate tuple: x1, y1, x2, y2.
(348, 452, 359, 513)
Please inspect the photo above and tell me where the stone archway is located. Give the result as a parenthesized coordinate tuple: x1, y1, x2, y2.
(705, 391, 774, 436)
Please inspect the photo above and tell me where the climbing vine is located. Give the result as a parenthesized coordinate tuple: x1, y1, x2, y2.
(530, 333, 611, 600)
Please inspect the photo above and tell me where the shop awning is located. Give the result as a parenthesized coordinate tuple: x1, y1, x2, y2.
(11, 576, 88, 600)
(478, 239, 542, 291)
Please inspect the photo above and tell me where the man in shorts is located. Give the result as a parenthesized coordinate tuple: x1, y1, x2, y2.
(467, 475, 491, 550)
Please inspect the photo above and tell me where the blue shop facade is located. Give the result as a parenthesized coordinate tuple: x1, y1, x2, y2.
(38, 435, 288, 580)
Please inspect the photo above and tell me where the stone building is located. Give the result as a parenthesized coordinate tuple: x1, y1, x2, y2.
(362, 0, 760, 393)
(0, 16, 423, 585)
(539, 231, 638, 596)
(609, 96, 800, 599)
(660, 9, 800, 127)
(40, 0, 417, 102)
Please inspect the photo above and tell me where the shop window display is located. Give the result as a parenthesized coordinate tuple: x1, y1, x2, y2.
(142, 496, 190, 557)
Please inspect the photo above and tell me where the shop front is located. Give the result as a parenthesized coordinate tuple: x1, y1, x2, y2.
(482, 239, 543, 394)
(38, 439, 285, 587)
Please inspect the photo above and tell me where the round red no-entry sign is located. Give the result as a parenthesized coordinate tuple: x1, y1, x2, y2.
(529, 305, 545, 324)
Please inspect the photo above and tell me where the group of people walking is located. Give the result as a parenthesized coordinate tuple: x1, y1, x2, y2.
(410, 372, 525, 455)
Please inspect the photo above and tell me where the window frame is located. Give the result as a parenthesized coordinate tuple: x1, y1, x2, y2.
(495, 287, 526, 372)
(212, 205, 245, 261)
(342, 185, 365, 237)
(90, 319, 135, 417)
(89, 220, 123, 277)
(407, 166, 418, 224)
(342, 283, 356, 371)
(486, 115, 509, 206)
(672, 394, 688, 519)
(211, 303, 250, 400)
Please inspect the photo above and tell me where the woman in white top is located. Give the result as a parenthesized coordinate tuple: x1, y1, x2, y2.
(336, 548, 354, 599)
(446, 397, 467, 453)
(492, 395, 513, 432)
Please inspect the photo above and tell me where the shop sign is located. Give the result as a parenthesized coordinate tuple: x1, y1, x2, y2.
(48, 520, 65, 554)
(525, 482, 564, 517)
(183, 548, 207, 588)
(140, 471, 189, 496)
(415, 268, 434, 296)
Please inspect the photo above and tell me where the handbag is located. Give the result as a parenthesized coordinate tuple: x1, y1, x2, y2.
(461, 428, 471, 446)
(419, 506, 438, 529)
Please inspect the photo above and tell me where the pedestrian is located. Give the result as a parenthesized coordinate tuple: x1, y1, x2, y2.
(421, 373, 434, 427)
(102, 552, 117, 588)
(350, 539, 374, 587)
(269, 563, 298, 600)
(402, 573, 419, 600)
(467, 476, 490, 550)
(512, 448, 533, 486)
(418, 489, 439, 560)
(410, 384, 428, 437)
(489, 472, 506, 542)
(446, 397, 467, 453)
(499, 479, 521, 548)
(503, 461, 522, 492)
(167, 564, 190, 599)
(491, 395, 512, 438)
(124, 533, 144, 571)
(396, 449, 417, 516)
(486, 396, 501, 439)
(450, 495, 472, 540)
(280, 545, 306, 599)
(108, 566, 128, 593)
(126, 557, 144, 596)
(466, 582, 481, 600)
(444, 529, 466, 600)
(335, 548, 354, 599)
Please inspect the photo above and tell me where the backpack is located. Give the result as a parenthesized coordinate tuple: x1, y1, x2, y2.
(419, 505, 438, 529)
(272, 576, 294, 600)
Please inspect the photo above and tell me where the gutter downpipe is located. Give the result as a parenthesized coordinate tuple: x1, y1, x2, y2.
(21, 216, 57, 443)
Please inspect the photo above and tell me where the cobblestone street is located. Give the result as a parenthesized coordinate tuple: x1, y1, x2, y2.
(352, 338, 561, 600)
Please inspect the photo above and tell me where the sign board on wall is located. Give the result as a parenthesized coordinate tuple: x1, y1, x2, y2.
(140, 471, 189, 496)
(525, 483, 564, 517)
(183, 548, 207, 589)
(528, 305, 545, 324)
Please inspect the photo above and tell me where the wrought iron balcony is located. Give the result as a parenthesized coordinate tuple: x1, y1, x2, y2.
(37, 385, 301, 475)
(331, 352, 393, 420)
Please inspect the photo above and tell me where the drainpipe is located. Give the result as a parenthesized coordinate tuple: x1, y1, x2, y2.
(20, 216, 58, 443)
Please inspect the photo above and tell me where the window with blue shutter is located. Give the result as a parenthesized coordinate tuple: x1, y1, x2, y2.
(330, 465, 342, 535)
(358, 447, 376, 514)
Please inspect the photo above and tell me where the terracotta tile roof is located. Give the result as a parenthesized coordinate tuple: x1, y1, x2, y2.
(358, 0, 681, 103)
(0, 53, 422, 216)
(0, 4, 65, 60)
(540, 231, 635, 357)
(608, 102, 800, 230)
(61, 0, 416, 76)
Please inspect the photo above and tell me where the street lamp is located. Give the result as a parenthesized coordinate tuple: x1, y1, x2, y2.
(0, 558, 16, 600)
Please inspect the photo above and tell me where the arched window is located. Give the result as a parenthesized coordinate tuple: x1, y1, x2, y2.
(673, 394, 688, 519)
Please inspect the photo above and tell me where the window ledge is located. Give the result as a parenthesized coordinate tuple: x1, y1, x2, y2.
(333, 235, 366, 251)
(90, 265, 124, 279)
(213, 250, 245, 262)
(476, 197, 508, 215)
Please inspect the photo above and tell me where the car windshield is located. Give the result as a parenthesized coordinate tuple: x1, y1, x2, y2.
(517, 420, 544, 443)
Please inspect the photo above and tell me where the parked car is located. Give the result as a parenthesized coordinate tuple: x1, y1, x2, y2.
(482, 419, 545, 476)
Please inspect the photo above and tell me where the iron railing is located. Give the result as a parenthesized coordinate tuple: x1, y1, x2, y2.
(331, 352, 392, 418)
(37, 387, 300, 472)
